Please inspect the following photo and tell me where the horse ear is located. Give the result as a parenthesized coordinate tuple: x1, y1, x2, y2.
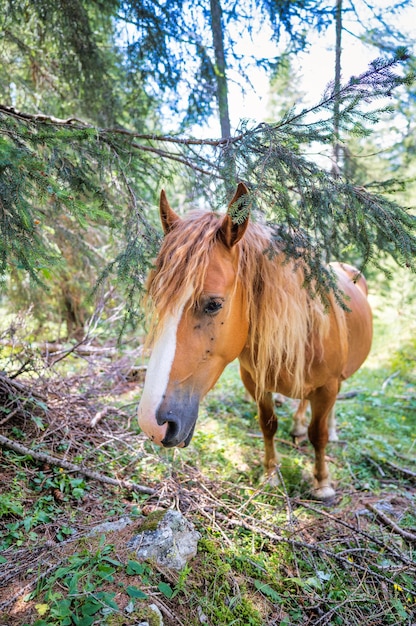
(219, 182, 250, 248)
(160, 189, 181, 234)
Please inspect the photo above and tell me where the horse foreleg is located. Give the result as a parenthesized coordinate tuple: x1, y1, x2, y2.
(258, 392, 278, 475)
(291, 399, 309, 443)
(308, 382, 339, 500)
(240, 366, 278, 474)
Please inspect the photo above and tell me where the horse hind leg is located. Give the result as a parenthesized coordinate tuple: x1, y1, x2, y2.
(291, 399, 309, 443)
(292, 400, 338, 443)
(327, 405, 338, 442)
(308, 382, 339, 500)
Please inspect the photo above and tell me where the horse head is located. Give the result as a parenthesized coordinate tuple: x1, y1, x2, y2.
(138, 183, 250, 448)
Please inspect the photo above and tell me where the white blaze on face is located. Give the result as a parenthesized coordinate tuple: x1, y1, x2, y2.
(138, 286, 192, 445)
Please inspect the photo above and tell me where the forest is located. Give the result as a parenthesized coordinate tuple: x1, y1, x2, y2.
(0, 1, 415, 624)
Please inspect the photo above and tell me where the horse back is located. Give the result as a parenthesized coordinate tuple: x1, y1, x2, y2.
(331, 262, 373, 380)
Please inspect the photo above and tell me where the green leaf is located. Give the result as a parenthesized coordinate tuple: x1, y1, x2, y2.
(0, 495, 24, 517)
(102, 556, 123, 567)
(31, 415, 45, 430)
(126, 585, 148, 599)
(158, 582, 173, 598)
(126, 560, 146, 575)
(81, 600, 102, 616)
(304, 576, 323, 590)
(51, 598, 72, 618)
(254, 579, 281, 602)
(36, 511, 52, 524)
(52, 566, 73, 581)
(67, 572, 80, 595)
(74, 616, 95, 626)
(95, 591, 119, 611)
(391, 598, 408, 619)
(284, 575, 323, 591)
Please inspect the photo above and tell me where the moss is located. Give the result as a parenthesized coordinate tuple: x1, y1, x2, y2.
(106, 604, 163, 626)
(138, 508, 167, 532)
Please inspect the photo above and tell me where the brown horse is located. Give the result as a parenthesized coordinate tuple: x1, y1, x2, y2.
(138, 183, 373, 499)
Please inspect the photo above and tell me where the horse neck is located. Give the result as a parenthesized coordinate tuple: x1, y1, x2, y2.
(237, 237, 330, 398)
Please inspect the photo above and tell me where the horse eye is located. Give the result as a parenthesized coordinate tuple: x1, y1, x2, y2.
(203, 298, 224, 315)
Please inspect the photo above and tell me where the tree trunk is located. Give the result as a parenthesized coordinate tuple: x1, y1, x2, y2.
(209, 0, 231, 139)
(332, 0, 342, 176)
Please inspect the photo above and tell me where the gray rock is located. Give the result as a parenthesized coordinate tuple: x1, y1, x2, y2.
(128, 509, 200, 571)
(86, 515, 132, 536)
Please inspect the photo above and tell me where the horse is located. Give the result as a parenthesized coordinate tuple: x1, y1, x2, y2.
(138, 183, 373, 500)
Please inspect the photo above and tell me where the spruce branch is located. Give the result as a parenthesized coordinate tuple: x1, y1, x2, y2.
(1, 52, 415, 305)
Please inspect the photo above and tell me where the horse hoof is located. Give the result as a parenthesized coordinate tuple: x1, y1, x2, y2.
(313, 485, 336, 501)
(328, 430, 339, 443)
(292, 433, 307, 445)
(262, 468, 279, 487)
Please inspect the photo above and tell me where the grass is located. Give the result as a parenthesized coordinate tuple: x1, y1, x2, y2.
(0, 269, 415, 625)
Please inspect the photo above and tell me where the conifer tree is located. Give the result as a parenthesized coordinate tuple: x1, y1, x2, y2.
(0, 0, 415, 338)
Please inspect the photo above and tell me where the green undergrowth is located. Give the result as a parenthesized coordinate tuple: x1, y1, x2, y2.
(0, 270, 415, 625)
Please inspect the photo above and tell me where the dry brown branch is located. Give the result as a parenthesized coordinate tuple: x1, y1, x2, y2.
(381, 458, 416, 480)
(366, 502, 416, 543)
(0, 559, 62, 612)
(212, 505, 414, 594)
(41, 342, 117, 357)
(0, 433, 155, 495)
(337, 390, 360, 399)
(0, 372, 45, 400)
(364, 454, 387, 476)
(176, 475, 415, 594)
(90, 406, 112, 427)
(293, 499, 415, 566)
(150, 596, 187, 626)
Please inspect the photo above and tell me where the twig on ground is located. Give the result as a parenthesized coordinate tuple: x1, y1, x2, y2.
(381, 458, 416, 480)
(364, 454, 386, 476)
(292, 499, 414, 566)
(0, 559, 62, 612)
(213, 508, 414, 594)
(381, 370, 399, 392)
(365, 502, 416, 543)
(91, 406, 112, 427)
(337, 390, 360, 399)
(0, 371, 45, 400)
(0, 433, 155, 495)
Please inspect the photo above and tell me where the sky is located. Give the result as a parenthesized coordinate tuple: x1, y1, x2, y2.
(224, 0, 416, 133)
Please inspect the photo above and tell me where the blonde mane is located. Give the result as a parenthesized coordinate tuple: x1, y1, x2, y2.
(147, 211, 331, 397)
(146, 212, 222, 329)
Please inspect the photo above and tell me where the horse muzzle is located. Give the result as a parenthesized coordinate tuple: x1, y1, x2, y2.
(138, 389, 200, 448)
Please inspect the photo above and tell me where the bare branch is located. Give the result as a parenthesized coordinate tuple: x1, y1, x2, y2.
(0, 433, 155, 495)
(366, 502, 416, 543)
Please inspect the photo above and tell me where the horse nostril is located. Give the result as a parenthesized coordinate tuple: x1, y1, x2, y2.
(160, 415, 181, 447)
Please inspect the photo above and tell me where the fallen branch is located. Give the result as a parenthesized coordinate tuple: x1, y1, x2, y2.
(381, 458, 416, 481)
(293, 499, 415, 567)
(0, 372, 45, 400)
(0, 559, 62, 613)
(364, 454, 386, 477)
(90, 406, 113, 427)
(42, 342, 117, 357)
(337, 390, 360, 400)
(381, 371, 399, 392)
(366, 502, 416, 543)
(0, 433, 155, 495)
(214, 510, 415, 595)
